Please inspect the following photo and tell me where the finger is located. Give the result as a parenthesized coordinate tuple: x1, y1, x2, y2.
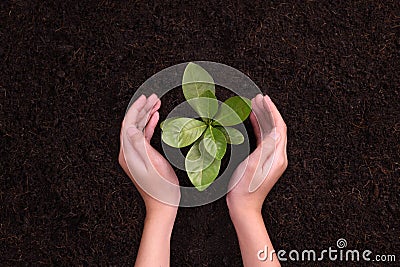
(259, 130, 279, 166)
(276, 129, 288, 167)
(124, 95, 147, 128)
(144, 111, 159, 141)
(151, 99, 161, 114)
(265, 96, 286, 135)
(254, 94, 272, 138)
(144, 99, 161, 142)
(227, 155, 251, 190)
(122, 127, 146, 169)
(138, 94, 158, 119)
(125, 126, 149, 166)
(248, 130, 280, 192)
(250, 111, 261, 145)
(249, 153, 275, 193)
(121, 94, 147, 165)
(253, 127, 287, 192)
(251, 95, 266, 136)
(137, 94, 159, 131)
(262, 95, 275, 133)
(144, 99, 161, 136)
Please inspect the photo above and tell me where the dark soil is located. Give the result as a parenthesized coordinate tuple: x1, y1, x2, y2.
(1, 1, 399, 266)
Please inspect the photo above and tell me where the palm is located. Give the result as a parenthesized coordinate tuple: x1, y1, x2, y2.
(227, 95, 287, 211)
(119, 94, 180, 208)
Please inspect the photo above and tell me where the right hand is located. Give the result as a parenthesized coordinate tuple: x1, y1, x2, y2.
(118, 94, 180, 218)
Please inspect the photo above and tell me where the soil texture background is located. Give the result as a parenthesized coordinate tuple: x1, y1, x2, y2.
(1, 1, 399, 266)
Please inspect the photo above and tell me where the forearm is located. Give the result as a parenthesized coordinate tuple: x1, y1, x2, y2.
(135, 213, 176, 267)
(230, 210, 280, 267)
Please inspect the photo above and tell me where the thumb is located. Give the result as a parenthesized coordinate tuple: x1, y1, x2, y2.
(248, 129, 280, 193)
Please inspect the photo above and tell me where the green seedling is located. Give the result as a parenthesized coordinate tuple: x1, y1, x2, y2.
(161, 62, 251, 191)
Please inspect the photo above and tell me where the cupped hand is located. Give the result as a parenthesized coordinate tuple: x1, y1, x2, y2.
(118, 94, 180, 218)
(226, 94, 287, 216)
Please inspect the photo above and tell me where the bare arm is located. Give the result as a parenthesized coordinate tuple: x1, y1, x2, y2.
(230, 209, 279, 266)
(227, 95, 287, 267)
(135, 211, 176, 266)
(119, 94, 180, 267)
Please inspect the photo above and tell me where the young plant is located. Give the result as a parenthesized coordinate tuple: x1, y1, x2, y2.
(161, 62, 251, 191)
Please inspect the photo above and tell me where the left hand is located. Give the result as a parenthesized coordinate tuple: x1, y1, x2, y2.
(227, 94, 288, 216)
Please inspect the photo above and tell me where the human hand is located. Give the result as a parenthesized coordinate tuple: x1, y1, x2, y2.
(119, 94, 180, 266)
(225, 94, 286, 267)
(226, 94, 287, 217)
(118, 94, 180, 220)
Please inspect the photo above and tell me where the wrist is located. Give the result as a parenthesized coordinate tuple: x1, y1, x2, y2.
(146, 206, 177, 221)
(228, 204, 262, 226)
(227, 197, 261, 220)
(144, 209, 177, 233)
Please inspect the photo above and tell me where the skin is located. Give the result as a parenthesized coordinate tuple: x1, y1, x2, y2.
(118, 94, 180, 267)
(227, 94, 287, 267)
(118, 93, 287, 267)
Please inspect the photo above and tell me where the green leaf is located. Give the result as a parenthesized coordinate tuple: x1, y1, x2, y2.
(213, 96, 251, 126)
(161, 118, 207, 148)
(185, 141, 221, 191)
(160, 117, 179, 130)
(185, 140, 214, 172)
(200, 90, 216, 99)
(182, 62, 215, 101)
(200, 126, 227, 160)
(187, 90, 218, 121)
(216, 126, 244, 145)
